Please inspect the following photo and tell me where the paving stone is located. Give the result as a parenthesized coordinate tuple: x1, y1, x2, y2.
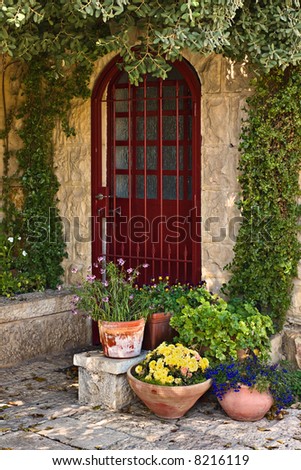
(0, 430, 73, 450)
(1, 350, 301, 451)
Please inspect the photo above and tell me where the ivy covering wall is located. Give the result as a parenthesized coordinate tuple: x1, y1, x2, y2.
(224, 66, 301, 331)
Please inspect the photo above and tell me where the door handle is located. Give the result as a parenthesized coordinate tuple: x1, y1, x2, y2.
(95, 193, 112, 200)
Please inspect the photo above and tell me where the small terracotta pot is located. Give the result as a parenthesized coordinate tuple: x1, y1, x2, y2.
(127, 366, 212, 419)
(98, 318, 145, 358)
(142, 312, 176, 350)
(218, 385, 274, 422)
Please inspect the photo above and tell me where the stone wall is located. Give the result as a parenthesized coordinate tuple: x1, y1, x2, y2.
(0, 290, 92, 367)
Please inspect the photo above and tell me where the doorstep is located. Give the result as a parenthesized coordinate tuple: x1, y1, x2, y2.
(73, 350, 147, 410)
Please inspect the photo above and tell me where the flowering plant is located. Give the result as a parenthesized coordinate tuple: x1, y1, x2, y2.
(205, 354, 295, 414)
(133, 342, 210, 386)
(0, 231, 45, 297)
(138, 277, 206, 315)
(71, 258, 150, 322)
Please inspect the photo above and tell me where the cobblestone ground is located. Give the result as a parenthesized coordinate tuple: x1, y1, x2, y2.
(1, 350, 301, 451)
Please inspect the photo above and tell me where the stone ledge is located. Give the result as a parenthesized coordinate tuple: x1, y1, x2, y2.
(0, 289, 74, 323)
(0, 289, 91, 367)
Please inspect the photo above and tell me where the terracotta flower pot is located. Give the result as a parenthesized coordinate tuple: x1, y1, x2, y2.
(98, 318, 145, 358)
(218, 384, 274, 422)
(142, 312, 176, 350)
(127, 366, 212, 419)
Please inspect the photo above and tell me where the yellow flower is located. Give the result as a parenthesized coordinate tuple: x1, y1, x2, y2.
(199, 357, 209, 371)
(135, 365, 143, 375)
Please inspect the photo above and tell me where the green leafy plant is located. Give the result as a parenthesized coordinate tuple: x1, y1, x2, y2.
(279, 361, 301, 403)
(205, 355, 295, 414)
(71, 258, 151, 322)
(223, 65, 301, 331)
(133, 341, 210, 386)
(0, 229, 45, 297)
(169, 287, 274, 362)
(138, 277, 205, 315)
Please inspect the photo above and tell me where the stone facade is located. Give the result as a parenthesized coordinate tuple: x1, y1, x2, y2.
(1, 52, 301, 367)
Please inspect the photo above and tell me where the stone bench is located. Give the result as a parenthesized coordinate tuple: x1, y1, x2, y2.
(73, 350, 147, 410)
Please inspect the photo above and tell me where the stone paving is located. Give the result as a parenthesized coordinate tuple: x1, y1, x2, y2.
(1, 349, 301, 451)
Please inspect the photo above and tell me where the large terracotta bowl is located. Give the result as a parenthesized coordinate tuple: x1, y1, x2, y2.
(127, 366, 212, 419)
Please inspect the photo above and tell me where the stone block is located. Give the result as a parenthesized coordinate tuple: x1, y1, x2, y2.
(270, 333, 285, 364)
(73, 350, 147, 410)
(0, 290, 92, 367)
(283, 327, 301, 369)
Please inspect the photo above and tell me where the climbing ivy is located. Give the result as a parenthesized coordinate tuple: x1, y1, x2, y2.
(1, 58, 92, 292)
(223, 66, 301, 331)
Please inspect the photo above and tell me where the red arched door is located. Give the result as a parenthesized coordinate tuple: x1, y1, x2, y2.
(92, 57, 201, 285)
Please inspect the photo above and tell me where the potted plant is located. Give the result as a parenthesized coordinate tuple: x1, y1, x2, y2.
(204, 354, 295, 421)
(71, 258, 150, 358)
(137, 276, 187, 350)
(169, 286, 275, 361)
(139, 278, 206, 350)
(127, 341, 212, 419)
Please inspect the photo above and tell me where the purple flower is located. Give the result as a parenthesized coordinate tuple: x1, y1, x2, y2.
(117, 258, 125, 265)
(102, 296, 109, 303)
(100, 268, 106, 274)
(97, 256, 104, 262)
(142, 263, 149, 268)
(102, 280, 109, 287)
(71, 267, 78, 274)
(127, 268, 133, 274)
(86, 274, 96, 282)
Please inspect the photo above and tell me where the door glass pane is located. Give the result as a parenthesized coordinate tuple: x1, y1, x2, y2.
(116, 146, 128, 169)
(136, 116, 157, 141)
(146, 87, 158, 111)
(162, 116, 183, 140)
(136, 175, 157, 199)
(147, 116, 157, 140)
(188, 147, 192, 170)
(136, 147, 157, 170)
(163, 176, 183, 200)
(115, 88, 128, 112)
(162, 86, 176, 111)
(115, 117, 128, 140)
(116, 175, 128, 198)
(187, 176, 192, 200)
(162, 146, 183, 170)
(136, 88, 144, 112)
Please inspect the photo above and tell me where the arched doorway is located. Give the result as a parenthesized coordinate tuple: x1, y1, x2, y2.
(91, 57, 201, 285)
